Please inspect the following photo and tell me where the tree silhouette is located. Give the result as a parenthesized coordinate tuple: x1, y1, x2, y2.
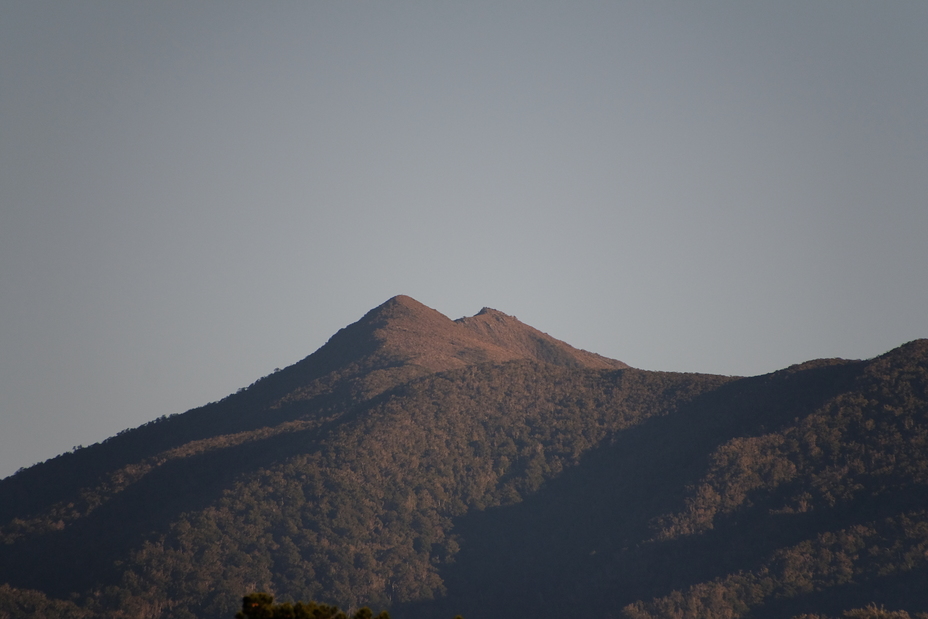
(236, 593, 395, 619)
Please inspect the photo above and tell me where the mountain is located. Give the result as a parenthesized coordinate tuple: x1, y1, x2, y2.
(1, 296, 926, 619)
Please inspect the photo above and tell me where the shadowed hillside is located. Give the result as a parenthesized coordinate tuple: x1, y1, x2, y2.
(0, 297, 925, 619)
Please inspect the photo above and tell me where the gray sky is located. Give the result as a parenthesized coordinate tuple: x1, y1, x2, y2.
(1, 1, 926, 479)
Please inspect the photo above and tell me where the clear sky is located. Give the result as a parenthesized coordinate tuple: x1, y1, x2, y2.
(1, 1, 926, 479)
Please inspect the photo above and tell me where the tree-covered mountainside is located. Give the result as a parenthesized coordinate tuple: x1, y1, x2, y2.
(0, 296, 926, 619)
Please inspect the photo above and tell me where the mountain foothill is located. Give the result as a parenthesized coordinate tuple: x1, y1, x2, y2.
(1, 295, 927, 619)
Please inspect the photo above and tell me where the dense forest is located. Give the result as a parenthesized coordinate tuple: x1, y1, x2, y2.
(0, 296, 926, 619)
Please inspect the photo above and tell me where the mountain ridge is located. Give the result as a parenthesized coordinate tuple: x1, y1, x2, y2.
(313, 294, 629, 374)
(0, 297, 925, 619)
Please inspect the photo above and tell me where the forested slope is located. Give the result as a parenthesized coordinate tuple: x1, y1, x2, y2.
(0, 297, 925, 619)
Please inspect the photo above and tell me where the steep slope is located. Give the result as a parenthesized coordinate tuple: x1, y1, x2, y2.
(0, 297, 925, 619)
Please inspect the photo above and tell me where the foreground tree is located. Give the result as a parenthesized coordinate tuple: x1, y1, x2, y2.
(236, 592, 390, 619)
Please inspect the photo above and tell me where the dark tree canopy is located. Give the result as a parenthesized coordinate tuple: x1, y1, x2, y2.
(236, 592, 392, 619)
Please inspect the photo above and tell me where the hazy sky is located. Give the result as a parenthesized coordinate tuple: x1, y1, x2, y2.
(1, 2, 926, 479)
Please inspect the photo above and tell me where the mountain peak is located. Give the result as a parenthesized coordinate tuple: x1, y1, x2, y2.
(455, 304, 627, 371)
(362, 294, 443, 323)
(380, 294, 432, 311)
(277, 296, 628, 406)
(343, 296, 629, 373)
(475, 307, 507, 317)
